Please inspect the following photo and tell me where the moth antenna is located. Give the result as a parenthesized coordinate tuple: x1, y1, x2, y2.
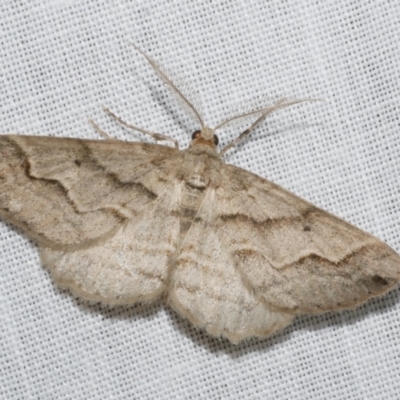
(217, 98, 319, 156)
(131, 43, 205, 128)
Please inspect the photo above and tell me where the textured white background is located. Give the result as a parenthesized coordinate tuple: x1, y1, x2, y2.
(1, 1, 399, 399)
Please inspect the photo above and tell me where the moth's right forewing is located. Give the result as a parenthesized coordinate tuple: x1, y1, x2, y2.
(217, 164, 400, 315)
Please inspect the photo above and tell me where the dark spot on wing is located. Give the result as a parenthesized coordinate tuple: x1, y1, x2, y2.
(371, 275, 389, 286)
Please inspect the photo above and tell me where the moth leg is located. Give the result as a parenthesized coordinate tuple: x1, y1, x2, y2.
(103, 106, 179, 149)
(88, 118, 116, 140)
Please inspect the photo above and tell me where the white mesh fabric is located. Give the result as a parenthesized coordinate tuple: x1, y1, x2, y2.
(1, 1, 399, 399)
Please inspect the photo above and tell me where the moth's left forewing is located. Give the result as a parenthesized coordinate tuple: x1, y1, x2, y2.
(0, 135, 122, 247)
(217, 164, 400, 315)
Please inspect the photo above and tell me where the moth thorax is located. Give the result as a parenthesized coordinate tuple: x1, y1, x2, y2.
(200, 127, 215, 140)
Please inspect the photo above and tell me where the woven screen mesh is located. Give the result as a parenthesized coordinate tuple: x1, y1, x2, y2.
(1, 1, 399, 399)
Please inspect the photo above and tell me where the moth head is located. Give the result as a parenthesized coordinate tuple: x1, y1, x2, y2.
(190, 128, 219, 150)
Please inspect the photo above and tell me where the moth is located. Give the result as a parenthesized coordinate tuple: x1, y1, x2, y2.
(1, 45, 399, 344)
